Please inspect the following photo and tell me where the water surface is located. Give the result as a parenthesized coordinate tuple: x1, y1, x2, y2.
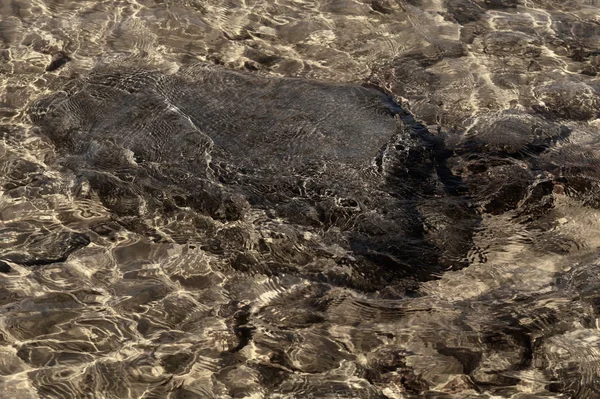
(1, 0, 600, 398)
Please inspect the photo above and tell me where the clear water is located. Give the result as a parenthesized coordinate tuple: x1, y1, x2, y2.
(1, 0, 600, 398)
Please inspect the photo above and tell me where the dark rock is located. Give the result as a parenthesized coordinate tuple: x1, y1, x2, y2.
(371, 0, 396, 14)
(534, 81, 600, 120)
(0, 231, 90, 266)
(482, 0, 518, 8)
(29, 64, 475, 290)
(0, 261, 12, 273)
(445, 0, 484, 24)
(459, 110, 568, 154)
(482, 31, 542, 57)
(45, 51, 71, 72)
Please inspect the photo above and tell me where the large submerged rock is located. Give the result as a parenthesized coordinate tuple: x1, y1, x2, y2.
(29, 65, 475, 291)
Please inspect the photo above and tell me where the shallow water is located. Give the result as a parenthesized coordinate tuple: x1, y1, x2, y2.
(1, 0, 600, 398)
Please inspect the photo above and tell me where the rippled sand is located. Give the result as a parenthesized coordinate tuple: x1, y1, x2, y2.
(1, 0, 600, 398)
